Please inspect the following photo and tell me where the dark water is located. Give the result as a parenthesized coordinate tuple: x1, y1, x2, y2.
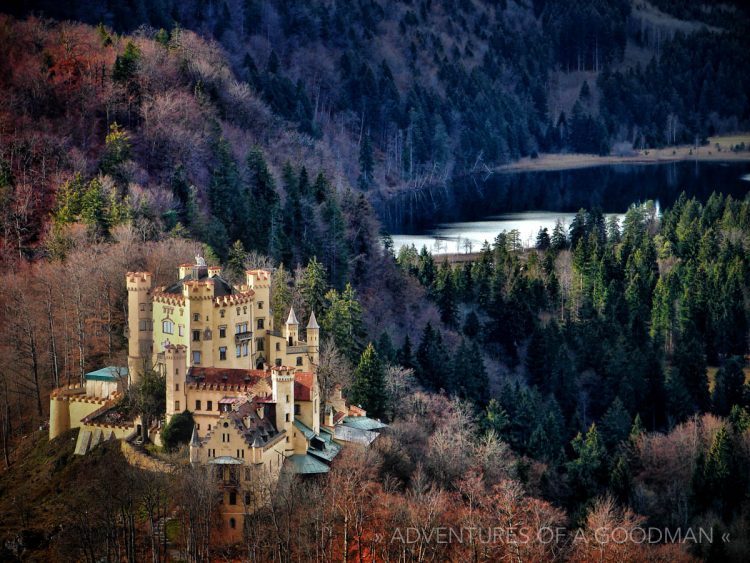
(376, 161, 750, 252)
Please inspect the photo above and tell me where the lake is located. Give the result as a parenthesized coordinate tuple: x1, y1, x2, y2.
(378, 161, 750, 254)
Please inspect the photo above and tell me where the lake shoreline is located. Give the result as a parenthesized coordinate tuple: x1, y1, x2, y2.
(497, 151, 750, 173)
(496, 134, 750, 173)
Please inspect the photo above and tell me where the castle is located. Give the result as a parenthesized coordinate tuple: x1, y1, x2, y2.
(49, 258, 385, 540)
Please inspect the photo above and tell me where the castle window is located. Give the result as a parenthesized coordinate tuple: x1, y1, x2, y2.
(243, 306, 247, 314)
(197, 424, 200, 430)
(258, 301, 263, 310)
(229, 517, 236, 528)
(275, 342, 280, 351)
(244, 468, 252, 481)
(192, 330, 200, 342)
(285, 413, 290, 422)
(243, 343, 249, 356)
(296, 356, 303, 366)
(178, 325, 184, 337)
(193, 313, 200, 322)
(195, 400, 201, 411)
(286, 394, 289, 403)
(236, 307, 241, 315)
(235, 344, 241, 358)
(174, 400, 180, 411)
(207, 401, 213, 411)
(175, 383, 179, 391)
(140, 304, 146, 312)
(138, 320, 148, 331)
(192, 351, 201, 364)
(162, 320, 174, 334)
(256, 338, 264, 351)
(220, 309, 225, 318)
(208, 424, 211, 430)
(245, 492, 251, 504)
(219, 326, 227, 338)
(275, 358, 282, 366)
(219, 347, 227, 361)
(257, 318, 264, 330)
(236, 322, 248, 334)
(294, 404, 300, 415)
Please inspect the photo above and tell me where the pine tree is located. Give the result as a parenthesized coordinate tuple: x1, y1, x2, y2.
(357, 133, 375, 190)
(321, 184, 349, 288)
(300, 257, 329, 318)
(462, 311, 480, 339)
(351, 343, 386, 419)
(566, 423, 606, 503)
(483, 398, 510, 438)
(376, 332, 396, 365)
(415, 322, 450, 390)
(322, 284, 365, 363)
(100, 123, 131, 185)
(80, 177, 110, 237)
(599, 397, 631, 450)
(245, 146, 279, 253)
(535, 227, 551, 250)
(270, 264, 292, 329)
(227, 240, 247, 282)
(435, 260, 458, 327)
(550, 219, 568, 251)
(712, 356, 746, 416)
(397, 335, 414, 370)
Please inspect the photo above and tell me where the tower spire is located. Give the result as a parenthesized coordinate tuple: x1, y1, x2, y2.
(286, 307, 299, 325)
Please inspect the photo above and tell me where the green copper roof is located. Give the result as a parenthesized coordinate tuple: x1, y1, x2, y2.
(293, 418, 315, 440)
(308, 440, 341, 463)
(85, 366, 128, 382)
(286, 454, 330, 474)
(342, 416, 387, 431)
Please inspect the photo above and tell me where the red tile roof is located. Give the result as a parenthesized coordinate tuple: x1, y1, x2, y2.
(294, 372, 314, 401)
(188, 367, 269, 387)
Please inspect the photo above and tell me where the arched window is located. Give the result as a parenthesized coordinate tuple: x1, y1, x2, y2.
(162, 320, 174, 334)
(229, 517, 236, 529)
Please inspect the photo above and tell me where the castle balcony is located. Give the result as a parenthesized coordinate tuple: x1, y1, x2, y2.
(235, 331, 253, 344)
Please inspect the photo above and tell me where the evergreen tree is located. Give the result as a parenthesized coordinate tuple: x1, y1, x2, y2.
(451, 340, 489, 404)
(535, 227, 551, 250)
(599, 397, 631, 450)
(351, 343, 387, 419)
(462, 310, 480, 339)
(435, 260, 458, 327)
(376, 332, 396, 365)
(270, 264, 292, 329)
(322, 284, 365, 363)
(712, 356, 746, 416)
(245, 146, 279, 253)
(397, 335, 414, 370)
(566, 423, 606, 503)
(483, 398, 510, 438)
(227, 240, 247, 282)
(415, 322, 450, 390)
(550, 219, 568, 251)
(300, 257, 329, 318)
(357, 133, 375, 190)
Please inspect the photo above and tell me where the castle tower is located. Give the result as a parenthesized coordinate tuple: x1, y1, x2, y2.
(164, 344, 187, 422)
(271, 366, 295, 452)
(306, 311, 320, 365)
(126, 272, 153, 385)
(285, 307, 299, 345)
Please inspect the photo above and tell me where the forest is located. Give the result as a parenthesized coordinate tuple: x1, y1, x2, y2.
(0, 1, 749, 561)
